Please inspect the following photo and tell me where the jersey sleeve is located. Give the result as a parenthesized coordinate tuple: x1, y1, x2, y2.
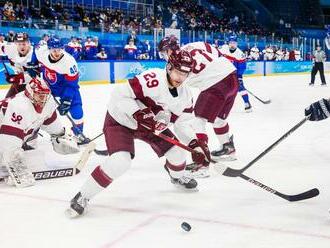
(61, 57, 79, 101)
(0, 102, 27, 153)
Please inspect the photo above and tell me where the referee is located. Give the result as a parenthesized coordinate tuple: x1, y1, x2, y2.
(310, 44, 327, 86)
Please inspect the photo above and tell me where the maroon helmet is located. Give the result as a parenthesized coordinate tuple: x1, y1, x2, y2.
(14, 32, 29, 42)
(158, 35, 180, 52)
(168, 50, 194, 73)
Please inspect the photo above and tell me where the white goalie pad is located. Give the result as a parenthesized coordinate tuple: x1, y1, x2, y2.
(51, 133, 80, 155)
(2, 149, 35, 188)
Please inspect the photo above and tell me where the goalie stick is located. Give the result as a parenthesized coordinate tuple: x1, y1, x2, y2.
(156, 132, 319, 202)
(246, 88, 271, 104)
(33, 142, 95, 181)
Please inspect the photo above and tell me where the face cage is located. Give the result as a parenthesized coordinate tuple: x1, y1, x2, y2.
(30, 91, 50, 111)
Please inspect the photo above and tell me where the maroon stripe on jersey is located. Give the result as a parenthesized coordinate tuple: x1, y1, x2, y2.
(43, 111, 57, 126)
(204, 42, 212, 54)
(165, 160, 186, 172)
(183, 106, 194, 113)
(129, 77, 144, 99)
(128, 77, 164, 114)
(170, 113, 178, 123)
(0, 125, 25, 140)
(213, 124, 229, 135)
(91, 165, 113, 188)
(216, 48, 223, 57)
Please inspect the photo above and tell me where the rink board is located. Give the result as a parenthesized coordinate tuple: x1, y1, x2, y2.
(0, 60, 328, 87)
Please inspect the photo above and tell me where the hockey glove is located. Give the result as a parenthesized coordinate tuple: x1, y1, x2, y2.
(133, 108, 168, 132)
(51, 128, 80, 155)
(5, 72, 24, 85)
(25, 62, 40, 78)
(58, 99, 72, 115)
(188, 139, 211, 166)
(305, 98, 330, 121)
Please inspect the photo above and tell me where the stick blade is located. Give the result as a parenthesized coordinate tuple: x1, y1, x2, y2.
(263, 99, 271, 104)
(287, 188, 319, 202)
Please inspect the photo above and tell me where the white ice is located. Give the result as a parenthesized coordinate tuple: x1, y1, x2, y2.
(1, 74, 330, 248)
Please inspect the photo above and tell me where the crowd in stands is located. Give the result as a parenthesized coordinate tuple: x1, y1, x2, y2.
(155, 0, 271, 36)
(1, 0, 273, 37)
(0, 29, 308, 61)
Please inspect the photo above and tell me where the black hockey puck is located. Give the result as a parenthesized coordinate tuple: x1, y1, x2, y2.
(181, 222, 191, 232)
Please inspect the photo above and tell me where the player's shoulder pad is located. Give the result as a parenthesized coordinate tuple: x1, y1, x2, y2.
(63, 52, 79, 77)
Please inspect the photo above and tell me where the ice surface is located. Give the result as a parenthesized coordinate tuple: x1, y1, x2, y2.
(1, 74, 330, 248)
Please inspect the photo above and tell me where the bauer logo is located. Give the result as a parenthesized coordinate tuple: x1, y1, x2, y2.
(33, 168, 73, 180)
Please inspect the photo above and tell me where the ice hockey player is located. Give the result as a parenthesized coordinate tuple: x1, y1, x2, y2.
(249, 45, 260, 61)
(65, 36, 82, 60)
(2, 32, 39, 98)
(219, 35, 252, 112)
(0, 33, 7, 59)
(158, 34, 180, 60)
(36, 36, 88, 144)
(0, 78, 79, 187)
(66, 50, 211, 217)
(159, 37, 238, 170)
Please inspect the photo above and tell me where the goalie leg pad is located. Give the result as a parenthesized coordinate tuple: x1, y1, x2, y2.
(3, 149, 35, 188)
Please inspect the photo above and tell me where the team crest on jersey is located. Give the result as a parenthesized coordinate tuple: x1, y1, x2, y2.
(45, 68, 57, 84)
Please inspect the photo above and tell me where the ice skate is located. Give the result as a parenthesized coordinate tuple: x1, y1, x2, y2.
(164, 165, 198, 190)
(245, 103, 252, 113)
(185, 163, 210, 178)
(65, 192, 89, 218)
(211, 135, 236, 161)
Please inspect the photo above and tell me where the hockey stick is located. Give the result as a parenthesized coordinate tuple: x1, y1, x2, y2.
(246, 88, 271, 104)
(222, 117, 308, 177)
(157, 132, 319, 202)
(1, 58, 10, 75)
(215, 165, 319, 202)
(33, 142, 95, 181)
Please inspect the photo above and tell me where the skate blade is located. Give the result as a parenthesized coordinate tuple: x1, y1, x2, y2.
(211, 154, 237, 162)
(65, 208, 81, 218)
(185, 170, 210, 179)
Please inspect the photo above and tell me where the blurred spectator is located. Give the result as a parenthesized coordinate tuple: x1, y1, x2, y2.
(123, 39, 137, 60)
(84, 36, 97, 60)
(248, 45, 260, 61)
(93, 36, 102, 52)
(126, 30, 139, 45)
(275, 48, 284, 61)
(38, 33, 50, 49)
(294, 49, 302, 61)
(0, 33, 7, 59)
(96, 48, 108, 60)
(6, 31, 15, 43)
(138, 40, 152, 60)
(263, 45, 275, 61)
(3, 1, 15, 21)
(66, 36, 82, 60)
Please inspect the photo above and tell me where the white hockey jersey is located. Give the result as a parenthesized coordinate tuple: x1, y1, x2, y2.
(275, 49, 284, 61)
(0, 92, 62, 154)
(107, 68, 196, 143)
(181, 42, 236, 91)
(219, 44, 246, 62)
(3, 43, 37, 83)
(249, 46, 260, 61)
